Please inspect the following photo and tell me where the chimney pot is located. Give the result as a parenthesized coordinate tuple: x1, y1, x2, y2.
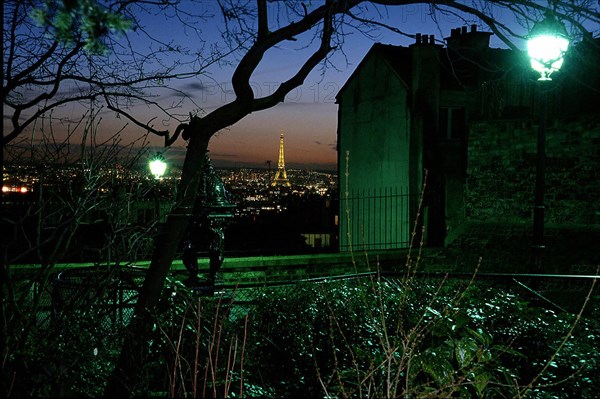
(461, 26, 467, 34)
(415, 33, 421, 44)
(429, 35, 434, 44)
(471, 24, 477, 32)
(422, 35, 428, 44)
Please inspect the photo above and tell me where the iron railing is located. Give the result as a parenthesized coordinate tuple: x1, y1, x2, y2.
(339, 187, 415, 252)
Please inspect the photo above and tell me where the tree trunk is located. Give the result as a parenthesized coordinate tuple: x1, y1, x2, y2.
(104, 5, 335, 390)
(105, 119, 210, 397)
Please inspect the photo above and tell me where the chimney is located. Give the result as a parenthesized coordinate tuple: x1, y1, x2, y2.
(429, 35, 435, 44)
(422, 35, 428, 44)
(445, 25, 492, 52)
(415, 33, 421, 44)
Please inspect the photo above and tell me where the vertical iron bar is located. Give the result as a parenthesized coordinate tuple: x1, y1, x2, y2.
(383, 187, 386, 249)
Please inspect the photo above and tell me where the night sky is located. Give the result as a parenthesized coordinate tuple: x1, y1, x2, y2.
(163, 4, 525, 170)
(11, 2, 559, 170)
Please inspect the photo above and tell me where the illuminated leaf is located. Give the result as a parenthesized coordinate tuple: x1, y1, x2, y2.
(455, 338, 478, 368)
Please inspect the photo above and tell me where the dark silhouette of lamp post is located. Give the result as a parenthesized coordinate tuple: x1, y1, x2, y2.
(149, 152, 167, 221)
(182, 151, 235, 292)
(526, 12, 570, 273)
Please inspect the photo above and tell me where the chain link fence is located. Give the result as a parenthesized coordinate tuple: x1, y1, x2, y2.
(16, 265, 598, 335)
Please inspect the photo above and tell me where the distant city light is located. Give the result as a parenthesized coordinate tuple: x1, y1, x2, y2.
(4, 164, 338, 222)
(2, 186, 30, 193)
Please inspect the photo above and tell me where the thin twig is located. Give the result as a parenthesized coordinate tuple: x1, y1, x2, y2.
(517, 266, 598, 398)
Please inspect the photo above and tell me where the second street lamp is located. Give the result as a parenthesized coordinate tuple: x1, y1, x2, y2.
(149, 152, 167, 180)
(526, 12, 570, 274)
(149, 152, 167, 221)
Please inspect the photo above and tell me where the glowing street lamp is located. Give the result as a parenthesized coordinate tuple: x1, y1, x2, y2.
(527, 13, 570, 274)
(149, 153, 167, 180)
(149, 152, 167, 221)
(527, 12, 570, 81)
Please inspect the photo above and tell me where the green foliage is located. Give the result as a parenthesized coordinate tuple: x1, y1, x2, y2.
(463, 285, 600, 399)
(141, 278, 251, 398)
(6, 275, 596, 398)
(241, 278, 599, 398)
(31, 0, 131, 54)
(6, 289, 122, 397)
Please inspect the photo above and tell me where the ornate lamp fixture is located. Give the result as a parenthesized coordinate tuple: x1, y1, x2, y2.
(149, 152, 167, 179)
(527, 12, 570, 81)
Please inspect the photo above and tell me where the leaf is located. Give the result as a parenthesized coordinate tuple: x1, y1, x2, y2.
(455, 338, 479, 368)
(467, 327, 492, 346)
(426, 306, 442, 317)
(453, 311, 469, 330)
(494, 345, 527, 359)
(421, 353, 454, 385)
(478, 348, 493, 363)
(474, 371, 491, 397)
(30, 8, 49, 26)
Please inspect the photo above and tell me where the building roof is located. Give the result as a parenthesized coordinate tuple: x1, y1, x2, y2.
(336, 27, 599, 118)
(335, 43, 412, 102)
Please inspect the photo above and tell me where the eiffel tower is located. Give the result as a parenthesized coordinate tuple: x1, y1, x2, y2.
(271, 133, 291, 187)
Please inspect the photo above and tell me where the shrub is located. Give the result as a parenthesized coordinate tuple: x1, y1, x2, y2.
(241, 277, 598, 398)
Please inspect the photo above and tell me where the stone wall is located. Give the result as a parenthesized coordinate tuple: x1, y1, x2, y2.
(466, 115, 600, 225)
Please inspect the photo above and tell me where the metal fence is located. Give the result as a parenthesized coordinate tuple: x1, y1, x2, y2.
(36, 268, 597, 331)
(339, 187, 414, 252)
(49, 266, 145, 331)
(12, 265, 597, 340)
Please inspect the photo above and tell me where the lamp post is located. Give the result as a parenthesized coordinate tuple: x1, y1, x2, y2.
(149, 152, 167, 221)
(526, 12, 570, 273)
(181, 151, 236, 292)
